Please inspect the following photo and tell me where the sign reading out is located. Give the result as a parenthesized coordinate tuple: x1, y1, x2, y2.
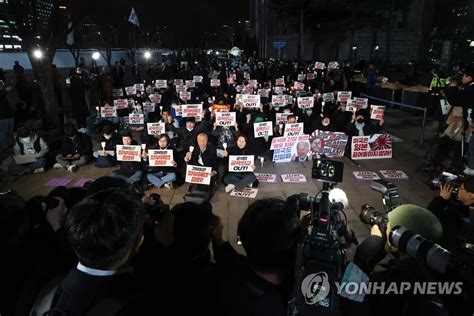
(216, 112, 236, 127)
(254, 121, 273, 138)
(228, 155, 254, 172)
(101, 107, 117, 118)
(147, 122, 165, 135)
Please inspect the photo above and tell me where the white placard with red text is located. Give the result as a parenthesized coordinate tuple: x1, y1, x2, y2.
(276, 78, 285, 86)
(193, 76, 203, 83)
(353, 97, 369, 109)
(148, 149, 174, 167)
(242, 94, 261, 108)
(112, 89, 123, 98)
(179, 91, 191, 101)
(284, 123, 304, 137)
(314, 62, 325, 70)
(351, 134, 392, 160)
(379, 170, 409, 180)
(275, 113, 293, 125)
(210, 79, 221, 87)
(185, 80, 195, 88)
(181, 104, 203, 118)
(147, 122, 165, 135)
(297, 96, 314, 109)
(216, 112, 236, 127)
(353, 171, 381, 181)
(116, 145, 142, 162)
(254, 121, 273, 138)
(274, 86, 286, 95)
(125, 86, 137, 96)
(230, 188, 259, 199)
(337, 91, 352, 102)
(371, 105, 385, 120)
(114, 99, 129, 109)
(228, 155, 255, 173)
(100, 107, 117, 118)
(254, 173, 277, 183)
(323, 93, 335, 103)
(293, 81, 305, 90)
(149, 94, 161, 103)
(272, 95, 286, 107)
(174, 79, 184, 86)
(134, 83, 144, 92)
(185, 165, 212, 185)
(155, 80, 167, 89)
(129, 113, 145, 125)
(281, 174, 307, 183)
(143, 102, 155, 112)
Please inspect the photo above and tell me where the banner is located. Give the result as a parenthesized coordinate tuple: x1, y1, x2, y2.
(148, 149, 174, 167)
(230, 188, 258, 199)
(134, 83, 144, 92)
(370, 105, 385, 120)
(179, 91, 191, 101)
(174, 79, 184, 86)
(255, 173, 277, 183)
(185, 165, 212, 185)
(353, 171, 381, 181)
(228, 155, 255, 172)
(281, 174, 307, 183)
(379, 170, 409, 180)
(284, 123, 304, 137)
(185, 80, 195, 88)
(273, 147, 293, 163)
(351, 134, 392, 160)
(112, 88, 123, 98)
(116, 145, 142, 162)
(271, 134, 309, 150)
(293, 81, 305, 90)
(309, 130, 348, 158)
(337, 91, 352, 102)
(323, 92, 335, 103)
(353, 97, 369, 109)
(143, 102, 155, 112)
(242, 94, 261, 108)
(254, 121, 273, 138)
(211, 104, 231, 113)
(155, 80, 167, 89)
(275, 78, 285, 86)
(125, 86, 137, 96)
(216, 112, 236, 127)
(100, 107, 117, 118)
(275, 112, 292, 125)
(314, 62, 326, 70)
(272, 95, 286, 107)
(258, 89, 269, 98)
(193, 75, 203, 83)
(297, 96, 314, 109)
(210, 79, 221, 87)
(147, 122, 165, 135)
(181, 104, 203, 117)
(129, 113, 145, 125)
(243, 72, 250, 80)
(297, 73, 306, 81)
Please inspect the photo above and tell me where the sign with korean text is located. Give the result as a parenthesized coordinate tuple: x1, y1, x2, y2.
(353, 171, 381, 181)
(228, 155, 255, 172)
(125, 86, 137, 96)
(379, 170, 409, 180)
(216, 112, 236, 127)
(353, 97, 369, 109)
(176, 86, 187, 93)
(314, 62, 325, 70)
(116, 145, 142, 162)
(309, 130, 348, 158)
(134, 83, 144, 92)
(323, 92, 335, 103)
(328, 61, 339, 70)
(275, 112, 293, 125)
(174, 79, 184, 86)
(113, 99, 128, 109)
(370, 105, 385, 120)
(272, 95, 286, 107)
(284, 123, 304, 137)
(230, 188, 258, 199)
(337, 91, 352, 102)
(297, 73, 306, 81)
(185, 165, 212, 185)
(112, 88, 123, 98)
(147, 122, 165, 135)
(273, 148, 292, 163)
(351, 134, 392, 160)
(275, 78, 285, 86)
(297, 96, 314, 109)
(210, 79, 221, 87)
(181, 104, 203, 118)
(100, 107, 117, 118)
(242, 94, 261, 108)
(293, 81, 305, 90)
(270, 134, 309, 150)
(248, 80, 258, 88)
(185, 80, 195, 88)
(155, 80, 167, 89)
(273, 86, 286, 95)
(143, 102, 155, 112)
(254, 121, 273, 138)
(129, 113, 145, 125)
(193, 75, 203, 83)
(148, 149, 174, 167)
(255, 173, 277, 183)
(179, 91, 191, 101)
(281, 174, 307, 183)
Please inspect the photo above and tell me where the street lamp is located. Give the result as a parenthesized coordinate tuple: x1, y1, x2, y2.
(144, 51, 151, 59)
(92, 51, 100, 60)
(33, 48, 43, 59)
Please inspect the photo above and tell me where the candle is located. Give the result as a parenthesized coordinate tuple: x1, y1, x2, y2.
(141, 144, 146, 150)
(189, 146, 194, 153)
(101, 142, 106, 149)
(321, 101, 325, 106)
(223, 143, 227, 150)
(159, 105, 163, 113)
(96, 106, 99, 113)
(260, 156, 264, 167)
(279, 123, 283, 130)
(295, 116, 299, 122)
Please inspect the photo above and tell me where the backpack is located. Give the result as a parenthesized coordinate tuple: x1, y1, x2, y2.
(183, 184, 214, 204)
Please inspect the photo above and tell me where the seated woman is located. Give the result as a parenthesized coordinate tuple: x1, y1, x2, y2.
(93, 124, 121, 167)
(9, 124, 48, 175)
(146, 134, 178, 189)
(223, 135, 258, 193)
(110, 130, 144, 184)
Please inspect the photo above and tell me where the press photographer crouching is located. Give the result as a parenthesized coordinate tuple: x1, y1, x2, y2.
(353, 204, 473, 315)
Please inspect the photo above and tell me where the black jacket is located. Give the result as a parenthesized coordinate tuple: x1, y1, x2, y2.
(61, 132, 93, 156)
(99, 133, 121, 151)
(167, 120, 211, 151)
(445, 81, 474, 126)
(189, 144, 219, 172)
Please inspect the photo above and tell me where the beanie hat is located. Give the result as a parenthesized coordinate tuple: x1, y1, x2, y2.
(388, 204, 443, 242)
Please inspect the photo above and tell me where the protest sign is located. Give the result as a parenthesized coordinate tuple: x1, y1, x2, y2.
(328, 61, 339, 70)
(314, 62, 325, 70)
(125, 86, 137, 96)
(185, 165, 212, 185)
(270, 134, 309, 150)
(193, 75, 203, 83)
(242, 94, 261, 108)
(254, 121, 273, 138)
(309, 130, 348, 158)
(345, 99, 359, 112)
(155, 80, 167, 89)
(181, 104, 203, 118)
(297, 96, 314, 109)
(147, 122, 165, 135)
(134, 83, 144, 92)
(241, 86, 253, 94)
(258, 89, 269, 98)
(100, 107, 117, 118)
(275, 113, 292, 125)
(293, 81, 305, 90)
(179, 91, 191, 101)
(228, 155, 255, 172)
(210, 79, 221, 87)
(281, 174, 307, 183)
(272, 95, 286, 107)
(216, 112, 236, 127)
(273, 147, 293, 163)
(116, 145, 142, 162)
(143, 102, 155, 112)
(306, 73, 315, 80)
(255, 173, 277, 183)
(174, 79, 184, 86)
(273, 86, 286, 95)
(185, 80, 195, 88)
(243, 72, 250, 80)
(379, 170, 409, 180)
(236, 85, 244, 92)
(337, 91, 352, 102)
(284, 123, 304, 137)
(230, 188, 259, 199)
(370, 105, 385, 120)
(248, 79, 258, 88)
(149, 94, 161, 103)
(353, 97, 369, 109)
(351, 134, 392, 160)
(148, 149, 174, 167)
(112, 88, 123, 97)
(211, 104, 231, 113)
(129, 113, 144, 125)
(297, 74, 306, 81)
(353, 171, 381, 181)
(275, 78, 285, 86)
(323, 92, 335, 103)
(176, 86, 187, 93)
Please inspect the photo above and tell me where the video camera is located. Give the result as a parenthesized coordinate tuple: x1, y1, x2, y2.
(430, 172, 465, 199)
(288, 158, 350, 315)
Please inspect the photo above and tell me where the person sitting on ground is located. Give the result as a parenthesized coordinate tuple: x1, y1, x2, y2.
(93, 124, 121, 168)
(145, 134, 178, 189)
(346, 109, 383, 137)
(184, 132, 219, 188)
(211, 119, 239, 158)
(110, 130, 145, 184)
(30, 188, 148, 315)
(54, 123, 92, 173)
(9, 124, 48, 175)
(223, 135, 258, 193)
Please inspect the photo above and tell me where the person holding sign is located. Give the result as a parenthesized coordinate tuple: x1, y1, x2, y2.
(93, 124, 121, 168)
(211, 118, 239, 158)
(223, 135, 258, 193)
(346, 109, 383, 137)
(146, 134, 178, 189)
(110, 131, 144, 184)
(54, 123, 92, 173)
(184, 132, 218, 188)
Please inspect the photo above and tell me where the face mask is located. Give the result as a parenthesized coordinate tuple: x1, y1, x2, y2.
(186, 127, 193, 131)
(20, 137, 30, 143)
(356, 118, 364, 124)
(104, 134, 112, 140)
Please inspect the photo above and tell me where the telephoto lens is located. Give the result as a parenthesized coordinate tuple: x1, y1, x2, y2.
(359, 204, 388, 228)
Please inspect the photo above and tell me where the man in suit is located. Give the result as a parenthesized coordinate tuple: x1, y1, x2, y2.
(30, 188, 147, 315)
(184, 132, 219, 190)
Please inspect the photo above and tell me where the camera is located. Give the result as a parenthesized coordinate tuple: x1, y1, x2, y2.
(359, 204, 389, 234)
(312, 158, 344, 183)
(430, 172, 464, 198)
